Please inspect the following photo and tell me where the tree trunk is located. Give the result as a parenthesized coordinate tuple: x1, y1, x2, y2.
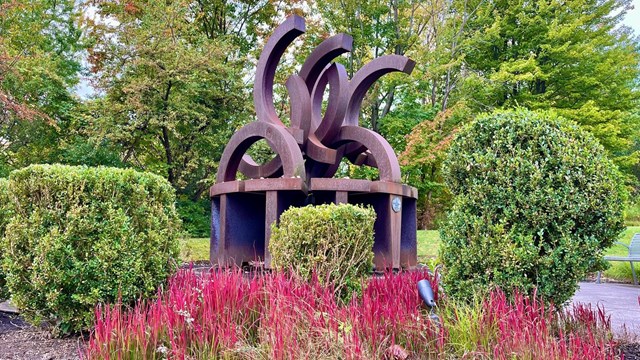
(161, 81, 175, 186)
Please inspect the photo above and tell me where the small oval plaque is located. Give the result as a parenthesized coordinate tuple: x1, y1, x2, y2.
(392, 196, 402, 213)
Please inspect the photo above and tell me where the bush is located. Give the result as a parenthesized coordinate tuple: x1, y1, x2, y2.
(0, 178, 11, 300)
(1, 164, 181, 333)
(269, 203, 375, 300)
(440, 109, 626, 305)
(176, 197, 210, 237)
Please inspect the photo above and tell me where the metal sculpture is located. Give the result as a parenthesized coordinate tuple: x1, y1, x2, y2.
(211, 15, 418, 269)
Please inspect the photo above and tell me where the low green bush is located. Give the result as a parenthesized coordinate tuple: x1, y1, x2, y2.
(1, 164, 181, 333)
(269, 203, 375, 300)
(0, 178, 11, 300)
(440, 109, 626, 305)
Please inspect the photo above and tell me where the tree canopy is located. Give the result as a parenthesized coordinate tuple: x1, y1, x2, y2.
(0, 0, 637, 232)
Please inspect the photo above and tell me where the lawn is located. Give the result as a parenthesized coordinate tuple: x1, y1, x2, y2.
(181, 237, 210, 262)
(182, 227, 638, 282)
(417, 230, 440, 264)
(182, 231, 442, 263)
(603, 226, 640, 281)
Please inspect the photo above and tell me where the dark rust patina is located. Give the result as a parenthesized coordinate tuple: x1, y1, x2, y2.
(211, 15, 418, 269)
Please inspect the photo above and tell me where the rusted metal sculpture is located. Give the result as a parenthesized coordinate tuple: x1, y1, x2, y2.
(211, 15, 418, 269)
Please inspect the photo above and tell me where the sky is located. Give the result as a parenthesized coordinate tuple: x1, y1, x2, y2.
(627, 0, 640, 35)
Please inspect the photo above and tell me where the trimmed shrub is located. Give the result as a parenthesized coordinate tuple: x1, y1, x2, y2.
(440, 109, 625, 305)
(1, 164, 181, 333)
(269, 203, 375, 299)
(0, 178, 11, 300)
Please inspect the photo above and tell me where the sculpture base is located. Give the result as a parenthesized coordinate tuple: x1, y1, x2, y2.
(210, 178, 417, 270)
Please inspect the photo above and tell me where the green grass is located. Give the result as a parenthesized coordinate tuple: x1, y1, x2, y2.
(602, 226, 640, 281)
(417, 230, 441, 264)
(182, 232, 444, 263)
(624, 202, 640, 226)
(181, 237, 209, 262)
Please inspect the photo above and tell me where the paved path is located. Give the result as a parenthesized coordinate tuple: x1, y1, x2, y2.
(572, 282, 640, 336)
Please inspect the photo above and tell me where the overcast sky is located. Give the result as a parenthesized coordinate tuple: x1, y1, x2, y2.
(626, 0, 640, 35)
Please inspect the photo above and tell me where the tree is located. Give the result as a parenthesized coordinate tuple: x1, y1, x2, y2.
(84, 0, 261, 200)
(399, 102, 468, 229)
(0, 0, 85, 174)
(305, 0, 434, 132)
(457, 0, 640, 172)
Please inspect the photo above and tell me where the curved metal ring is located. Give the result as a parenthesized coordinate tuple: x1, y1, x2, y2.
(299, 33, 352, 91)
(346, 55, 416, 126)
(311, 63, 350, 143)
(253, 15, 306, 125)
(330, 126, 402, 182)
(217, 122, 305, 183)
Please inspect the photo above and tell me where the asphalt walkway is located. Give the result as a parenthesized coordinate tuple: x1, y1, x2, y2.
(572, 282, 640, 336)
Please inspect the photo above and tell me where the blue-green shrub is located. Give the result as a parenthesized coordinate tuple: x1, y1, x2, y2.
(1, 164, 181, 333)
(440, 109, 625, 305)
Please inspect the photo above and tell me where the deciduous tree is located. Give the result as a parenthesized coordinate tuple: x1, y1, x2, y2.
(84, 0, 265, 199)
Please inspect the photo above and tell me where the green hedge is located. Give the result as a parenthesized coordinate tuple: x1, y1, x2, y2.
(269, 204, 375, 300)
(1, 164, 181, 333)
(440, 109, 625, 305)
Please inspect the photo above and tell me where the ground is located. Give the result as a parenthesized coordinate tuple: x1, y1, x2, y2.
(0, 312, 80, 360)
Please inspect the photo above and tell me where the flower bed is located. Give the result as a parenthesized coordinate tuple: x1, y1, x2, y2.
(85, 269, 619, 359)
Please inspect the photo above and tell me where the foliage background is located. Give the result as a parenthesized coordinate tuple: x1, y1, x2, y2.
(0, 0, 638, 233)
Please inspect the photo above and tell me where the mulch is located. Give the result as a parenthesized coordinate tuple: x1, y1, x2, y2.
(621, 343, 640, 360)
(0, 312, 82, 360)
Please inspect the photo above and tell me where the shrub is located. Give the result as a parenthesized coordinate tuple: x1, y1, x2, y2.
(0, 178, 11, 300)
(269, 203, 375, 300)
(1, 164, 181, 333)
(176, 197, 210, 237)
(440, 109, 626, 305)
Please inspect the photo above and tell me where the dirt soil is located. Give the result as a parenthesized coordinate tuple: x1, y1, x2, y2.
(0, 312, 81, 360)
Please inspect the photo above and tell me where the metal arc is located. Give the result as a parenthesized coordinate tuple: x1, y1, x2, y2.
(253, 15, 306, 125)
(332, 126, 402, 182)
(217, 122, 305, 183)
(287, 74, 313, 141)
(311, 63, 349, 142)
(346, 55, 416, 126)
(299, 33, 353, 90)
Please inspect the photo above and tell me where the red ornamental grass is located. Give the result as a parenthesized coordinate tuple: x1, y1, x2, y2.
(85, 268, 618, 359)
(483, 290, 618, 360)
